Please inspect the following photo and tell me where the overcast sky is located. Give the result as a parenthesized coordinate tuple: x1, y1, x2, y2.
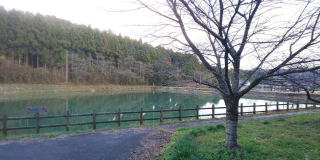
(0, 0, 148, 41)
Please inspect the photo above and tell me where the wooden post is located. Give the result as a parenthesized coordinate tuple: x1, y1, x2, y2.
(306, 100, 308, 109)
(241, 103, 243, 116)
(117, 109, 121, 127)
(160, 107, 163, 123)
(93, 110, 97, 129)
(265, 102, 268, 113)
(297, 101, 299, 110)
(179, 106, 182, 121)
(36, 113, 40, 134)
(253, 103, 256, 114)
(286, 102, 289, 111)
(3, 114, 7, 136)
(66, 111, 70, 131)
(196, 105, 199, 120)
(140, 108, 143, 125)
(212, 104, 215, 118)
(276, 101, 279, 111)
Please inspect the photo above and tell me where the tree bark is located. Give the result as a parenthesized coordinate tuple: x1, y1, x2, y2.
(31, 54, 34, 68)
(224, 97, 239, 148)
(37, 55, 39, 68)
(25, 51, 28, 66)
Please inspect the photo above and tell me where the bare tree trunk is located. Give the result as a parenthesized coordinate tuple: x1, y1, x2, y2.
(25, 51, 28, 66)
(71, 53, 73, 72)
(31, 54, 34, 68)
(37, 55, 39, 68)
(75, 67, 78, 84)
(224, 97, 239, 148)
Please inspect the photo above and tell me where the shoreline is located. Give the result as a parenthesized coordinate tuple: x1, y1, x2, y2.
(0, 84, 319, 102)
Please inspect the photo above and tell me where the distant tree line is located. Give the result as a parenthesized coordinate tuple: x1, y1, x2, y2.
(0, 6, 202, 85)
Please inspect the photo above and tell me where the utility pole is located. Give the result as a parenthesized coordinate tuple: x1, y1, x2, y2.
(66, 50, 68, 84)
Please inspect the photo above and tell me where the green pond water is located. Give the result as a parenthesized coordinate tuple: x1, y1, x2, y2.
(0, 91, 308, 135)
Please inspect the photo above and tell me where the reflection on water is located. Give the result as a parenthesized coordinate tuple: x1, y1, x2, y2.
(0, 91, 312, 135)
(200, 98, 312, 119)
(0, 92, 219, 135)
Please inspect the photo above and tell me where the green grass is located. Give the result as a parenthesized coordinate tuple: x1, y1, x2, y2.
(0, 84, 155, 101)
(160, 113, 320, 160)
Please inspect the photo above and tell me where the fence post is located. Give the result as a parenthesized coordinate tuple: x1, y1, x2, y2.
(36, 113, 40, 134)
(297, 101, 299, 110)
(93, 110, 97, 129)
(253, 103, 256, 114)
(286, 102, 289, 111)
(265, 102, 268, 113)
(276, 101, 279, 111)
(313, 103, 316, 109)
(140, 108, 143, 125)
(196, 105, 199, 120)
(241, 103, 243, 116)
(306, 100, 308, 109)
(3, 114, 7, 136)
(160, 107, 163, 123)
(117, 109, 121, 127)
(66, 111, 70, 131)
(212, 104, 215, 118)
(179, 106, 182, 121)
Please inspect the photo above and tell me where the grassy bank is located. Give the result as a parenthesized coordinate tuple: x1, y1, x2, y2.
(244, 90, 320, 101)
(0, 84, 220, 102)
(0, 84, 154, 94)
(2, 84, 318, 101)
(160, 113, 320, 160)
(0, 84, 156, 101)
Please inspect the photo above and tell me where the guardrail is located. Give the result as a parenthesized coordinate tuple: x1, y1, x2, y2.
(0, 101, 319, 136)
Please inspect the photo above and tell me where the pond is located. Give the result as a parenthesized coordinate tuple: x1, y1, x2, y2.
(0, 91, 310, 135)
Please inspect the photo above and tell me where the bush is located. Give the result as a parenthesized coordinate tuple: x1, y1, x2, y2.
(190, 128, 206, 137)
(277, 117, 285, 122)
(237, 122, 243, 128)
(206, 125, 217, 132)
(261, 120, 271, 125)
(165, 133, 202, 160)
(216, 124, 226, 130)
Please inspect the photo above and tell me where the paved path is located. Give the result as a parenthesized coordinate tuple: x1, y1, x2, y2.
(0, 110, 319, 160)
(0, 128, 153, 160)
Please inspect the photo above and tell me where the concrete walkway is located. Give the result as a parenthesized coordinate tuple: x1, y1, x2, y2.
(0, 128, 153, 160)
(0, 110, 319, 160)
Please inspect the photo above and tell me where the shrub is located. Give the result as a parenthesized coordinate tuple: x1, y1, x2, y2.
(165, 133, 202, 160)
(261, 120, 271, 125)
(216, 124, 226, 130)
(190, 128, 206, 137)
(206, 125, 217, 132)
(277, 117, 285, 122)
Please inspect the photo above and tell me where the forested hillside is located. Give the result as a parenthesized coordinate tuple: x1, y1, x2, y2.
(0, 6, 202, 85)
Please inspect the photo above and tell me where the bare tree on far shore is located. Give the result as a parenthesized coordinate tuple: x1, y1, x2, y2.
(283, 71, 320, 103)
